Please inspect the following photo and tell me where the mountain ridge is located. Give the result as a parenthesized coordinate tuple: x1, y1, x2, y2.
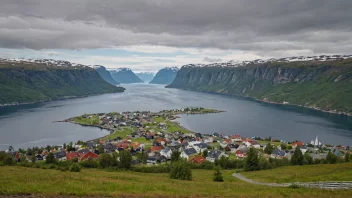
(109, 68, 144, 84)
(150, 67, 179, 84)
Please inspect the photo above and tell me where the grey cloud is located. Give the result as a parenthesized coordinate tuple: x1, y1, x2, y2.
(203, 57, 222, 63)
(0, 0, 352, 56)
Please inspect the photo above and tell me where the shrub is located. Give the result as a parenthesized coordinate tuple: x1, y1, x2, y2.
(132, 164, 170, 173)
(170, 161, 192, 181)
(119, 150, 132, 170)
(80, 158, 99, 168)
(45, 153, 56, 164)
(213, 166, 224, 182)
(99, 154, 115, 168)
(49, 164, 57, 169)
(70, 163, 81, 172)
(2, 155, 14, 165)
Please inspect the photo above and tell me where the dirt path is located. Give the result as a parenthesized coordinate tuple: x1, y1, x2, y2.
(232, 173, 352, 190)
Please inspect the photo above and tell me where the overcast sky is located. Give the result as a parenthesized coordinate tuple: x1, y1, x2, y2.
(1, 0, 351, 71)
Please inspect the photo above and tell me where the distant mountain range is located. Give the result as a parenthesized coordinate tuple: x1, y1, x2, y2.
(93, 65, 119, 85)
(109, 68, 144, 84)
(167, 55, 352, 115)
(0, 58, 125, 106)
(135, 72, 155, 83)
(150, 67, 179, 84)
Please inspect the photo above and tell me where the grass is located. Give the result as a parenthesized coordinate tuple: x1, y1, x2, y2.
(0, 166, 351, 197)
(73, 115, 100, 125)
(103, 127, 134, 141)
(242, 163, 352, 183)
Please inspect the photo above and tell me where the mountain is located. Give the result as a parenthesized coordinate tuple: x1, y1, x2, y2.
(150, 67, 179, 84)
(135, 72, 155, 83)
(93, 65, 120, 85)
(167, 55, 352, 115)
(0, 58, 125, 105)
(109, 68, 144, 84)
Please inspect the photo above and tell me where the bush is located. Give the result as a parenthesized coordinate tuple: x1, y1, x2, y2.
(70, 163, 81, 172)
(49, 164, 57, 169)
(45, 153, 56, 164)
(80, 158, 99, 168)
(119, 150, 132, 170)
(213, 166, 224, 182)
(170, 161, 192, 181)
(3, 155, 14, 165)
(99, 154, 115, 168)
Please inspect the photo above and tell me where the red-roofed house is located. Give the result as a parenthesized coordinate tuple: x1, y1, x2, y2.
(231, 134, 242, 142)
(79, 151, 99, 161)
(189, 155, 205, 164)
(151, 146, 163, 152)
(292, 141, 304, 148)
(156, 138, 167, 145)
(66, 152, 80, 161)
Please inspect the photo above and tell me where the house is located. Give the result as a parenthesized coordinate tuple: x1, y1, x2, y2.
(77, 148, 90, 155)
(53, 150, 67, 160)
(189, 155, 205, 164)
(151, 146, 163, 152)
(79, 151, 99, 161)
(292, 141, 304, 148)
(231, 134, 242, 142)
(66, 152, 80, 161)
(193, 143, 208, 153)
(299, 146, 308, 154)
(244, 140, 260, 149)
(225, 144, 239, 153)
(271, 149, 286, 159)
(157, 155, 167, 163)
(181, 148, 197, 160)
(235, 146, 249, 158)
(104, 143, 117, 153)
(206, 150, 227, 162)
(160, 147, 172, 159)
(147, 156, 158, 164)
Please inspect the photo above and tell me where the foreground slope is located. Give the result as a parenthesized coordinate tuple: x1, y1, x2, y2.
(150, 67, 179, 84)
(109, 68, 144, 84)
(167, 57, 352, 115)
(0, 60, 125, 105)
(0, 166, 351, 197)
(94, 65, 120, 85)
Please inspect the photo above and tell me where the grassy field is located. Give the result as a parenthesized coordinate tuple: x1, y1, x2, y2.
(0, 166, 351, 197)
(242, 163, 352, 183)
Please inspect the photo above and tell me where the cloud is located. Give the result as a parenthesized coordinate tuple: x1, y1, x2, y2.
(203, 57, 222, 63)
(0, 0, 351, 56)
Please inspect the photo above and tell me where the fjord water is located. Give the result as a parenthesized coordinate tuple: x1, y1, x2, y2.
(0, 84, 352, 150)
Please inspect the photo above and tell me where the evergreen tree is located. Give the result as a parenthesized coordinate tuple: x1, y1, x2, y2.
(45, 153, 56, 164)
(244, 148, 259, 171)
(119, 150, 132, 169)
(326, 151, 337, 164)
(171, 150, 181, 163)
(264, 143, 275, 154)
(213, 166, 224, 182)
(202, 150, 208, 158)
(345, 152, 350, 162)
(291, 147, 304, 165)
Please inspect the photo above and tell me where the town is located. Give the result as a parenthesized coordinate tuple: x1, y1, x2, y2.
(2, 107, 350, 168)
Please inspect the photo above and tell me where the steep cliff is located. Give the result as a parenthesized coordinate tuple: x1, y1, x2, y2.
(167, 58, 352, 115)
(94, 65, 120, 85)
(109, 68, 144, 84)
(150, 67, 179, 84)
(0, 60, 125, 105)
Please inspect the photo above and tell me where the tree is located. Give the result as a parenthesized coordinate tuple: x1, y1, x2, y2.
(213, 166, 224, 182)
(63, 143, 67, 149)
(170, 161, 192, 181)
(97, 145, 104, 154)
(202, 150, 208, 158)
(99, 153, 114, 168)
(304, 152, 313, 165)
(45, 153, 56, 164)
(345, 152, 350, 162)
(119, 150, 132, 169)
(244, 148, 259, 171)
(136, 152, 148, 164)
(280, 143, 287, 150)
(70, 163, 81, 172)
(326, 151, 337, 164)
(171, 150, 181, 163)
(31, 155, 36, 163)
(291, 147, 304, 165)
(264, 143, 275, 154)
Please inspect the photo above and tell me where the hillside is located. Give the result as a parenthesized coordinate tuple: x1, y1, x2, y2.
(109, 68, 144, 84)
(94, 65, 120, 85)
(1, 166, 351, 197)
(150, 67, 179, 84)
(0, 60, 125, 105)
(167, 56, 352, 115)
(135, 72, 155, 83)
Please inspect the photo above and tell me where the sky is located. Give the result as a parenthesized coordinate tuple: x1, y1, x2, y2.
(0, 0, 352, 72)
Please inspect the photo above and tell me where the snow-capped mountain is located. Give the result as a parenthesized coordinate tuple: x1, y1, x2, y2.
(108, 68, 144, 84)
(150, 67, 179, 85)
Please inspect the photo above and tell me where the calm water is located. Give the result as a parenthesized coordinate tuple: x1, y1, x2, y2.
(0, 83, 352, 150)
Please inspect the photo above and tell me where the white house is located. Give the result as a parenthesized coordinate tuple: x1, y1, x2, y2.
(193, 143, 208, 153)
(180, 148, 197, 160)
(206, 150, 228, 162)
(160, 147, 172, 159)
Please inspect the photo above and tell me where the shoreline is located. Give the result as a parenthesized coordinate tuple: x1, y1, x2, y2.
(167, 87, 352, 117)
(0, 90, 125, 107)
